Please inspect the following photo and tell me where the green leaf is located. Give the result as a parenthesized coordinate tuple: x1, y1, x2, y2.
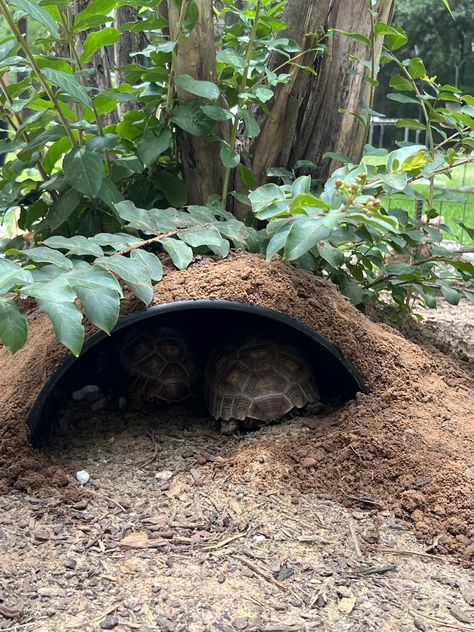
(137, 128, 172, 167)
(254, 87, 274, 103)
(97, 178, 124, 210)
(47, 188, 82, 230)
(23, 277, 77, 302)
(43, 236, 104, 257)
(249, 183, 286, 214)
(38, 299, 84, 356)
(76, 286, 120, 334)
(239, 109, 260, 138)
(381, 173, 408, 191)
(0, 299, 28, 354)
(389, 74, 414, 91)
(396, 118, 426, 131)
(408, 58, 426, 80)
(95, 255, 151, 288)
(386, 93, 419, 105)
(23, 246, 73, 269)
(0, 259, 33, 294)
(126, 281, 153, 305)
(80, 27, 120, 64)
(316, 241, 344, 268)
(175, 74, 220, 100)
(178, 225, 228, 249)
(171, 101, 215, 137)
(130, 249, 163, 281)
(63, 147, 104, 196)
(67, 266, 122, 294)
(374, 22, 407, 50)
(92, 233, 142, 250)
(220, 145, 240, 168)
(291, 176, 311, 197)
(10, 0, 59, 37)
(336, 275, 365, 305)
(440, 286, 461, 305)
(200, 105, 232, 121)
(441, 0, 454, 18)
(284, 211, 342, 261)
(43, 68, 91, 107)
(43, 136, 72, 173)
(114, 200, 159, 234)
(161, 237, 193, 270)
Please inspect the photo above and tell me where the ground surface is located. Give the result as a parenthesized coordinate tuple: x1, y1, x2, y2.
(1, 408, 474, 632)
(0, 254, 473, 632)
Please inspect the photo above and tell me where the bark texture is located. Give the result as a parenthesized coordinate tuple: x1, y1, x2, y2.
(251, 0, 395, 184)
(168, 0, 228, 206)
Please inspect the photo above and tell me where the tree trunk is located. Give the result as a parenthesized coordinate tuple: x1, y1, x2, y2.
(251, 0, 395, 184)
(168, 0, 228, 206)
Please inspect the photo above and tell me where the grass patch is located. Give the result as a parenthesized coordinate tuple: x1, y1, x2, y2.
(382, 163, 474, 244)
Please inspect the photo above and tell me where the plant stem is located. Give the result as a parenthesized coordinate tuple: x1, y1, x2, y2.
(0, 0, 77, 147)
(57, 8, 112, 175)
(164, 0, 190, 122)
(221, 0, 263, 206)
(0, 75, 54, 191)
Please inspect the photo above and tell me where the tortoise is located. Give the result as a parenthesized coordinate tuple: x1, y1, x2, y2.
(204, 337, 320, 434)
(110, 323, 319, 433)
(115, 322, 199, 404)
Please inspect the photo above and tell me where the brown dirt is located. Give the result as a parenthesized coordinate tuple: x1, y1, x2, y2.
(0, 251, 473, 570)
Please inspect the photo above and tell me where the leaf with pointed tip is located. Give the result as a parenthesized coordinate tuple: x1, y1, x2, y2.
(76, 286, 120, 334)
(130, 250, 163, 281)
(38, 299, 84, 356)
(80, 27, 120, 64)
(23, 247, 73, 270)
(137, 128, 172, 167)
(114, 201, 159, 234)
(63, 147, 103, 196)
(161, 238, 193, 270)
(43, 236, 104, 257)
(43, 68, 91, 107)
(0, 299, 28, 354)
(10, 0, 59, 37)
(175, 74, 220, 100)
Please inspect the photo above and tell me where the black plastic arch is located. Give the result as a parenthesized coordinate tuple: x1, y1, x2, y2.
(27, 300, 368, 444)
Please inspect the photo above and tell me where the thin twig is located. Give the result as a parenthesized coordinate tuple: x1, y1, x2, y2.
(115, 230, 179, 256)
(348, 518, 363, 558)
(201, 530, 247, 551)
(232, 554, 287, 591)
(376, 547, 448, 563)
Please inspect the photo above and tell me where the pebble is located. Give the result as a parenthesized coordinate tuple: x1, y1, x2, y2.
(76, 470, 90, 485)
(155, 470, 173, 481)
(63, 558, 77, 569)
(301, 457, 317, 468)
(233, 618, 248, 630)
(217, 573, 226, 583)
(99, 615, 118, 629)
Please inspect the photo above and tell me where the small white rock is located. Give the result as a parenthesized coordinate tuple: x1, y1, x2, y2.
(155, 470, 173, 481)
(76, 470, 90, 485)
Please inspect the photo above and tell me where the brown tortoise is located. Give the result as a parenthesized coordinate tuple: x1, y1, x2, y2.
(115, 323, 319, 432)
(205, 337, 319, 434)
(116, 322, 199, 403)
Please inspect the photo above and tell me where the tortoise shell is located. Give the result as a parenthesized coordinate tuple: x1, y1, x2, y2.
(117, 323, 198, 402)
(205, 337, 319, 424)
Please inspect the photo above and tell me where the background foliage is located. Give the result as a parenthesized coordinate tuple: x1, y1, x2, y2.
(0, 0, 472, 356)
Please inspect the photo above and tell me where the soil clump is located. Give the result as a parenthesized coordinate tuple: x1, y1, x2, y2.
(0, 251, 473, 567)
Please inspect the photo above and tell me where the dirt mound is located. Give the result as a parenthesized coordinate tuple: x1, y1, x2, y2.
(0, 252, 473, 563)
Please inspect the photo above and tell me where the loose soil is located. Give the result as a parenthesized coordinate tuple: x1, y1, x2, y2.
(0, 252, 473, 630)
